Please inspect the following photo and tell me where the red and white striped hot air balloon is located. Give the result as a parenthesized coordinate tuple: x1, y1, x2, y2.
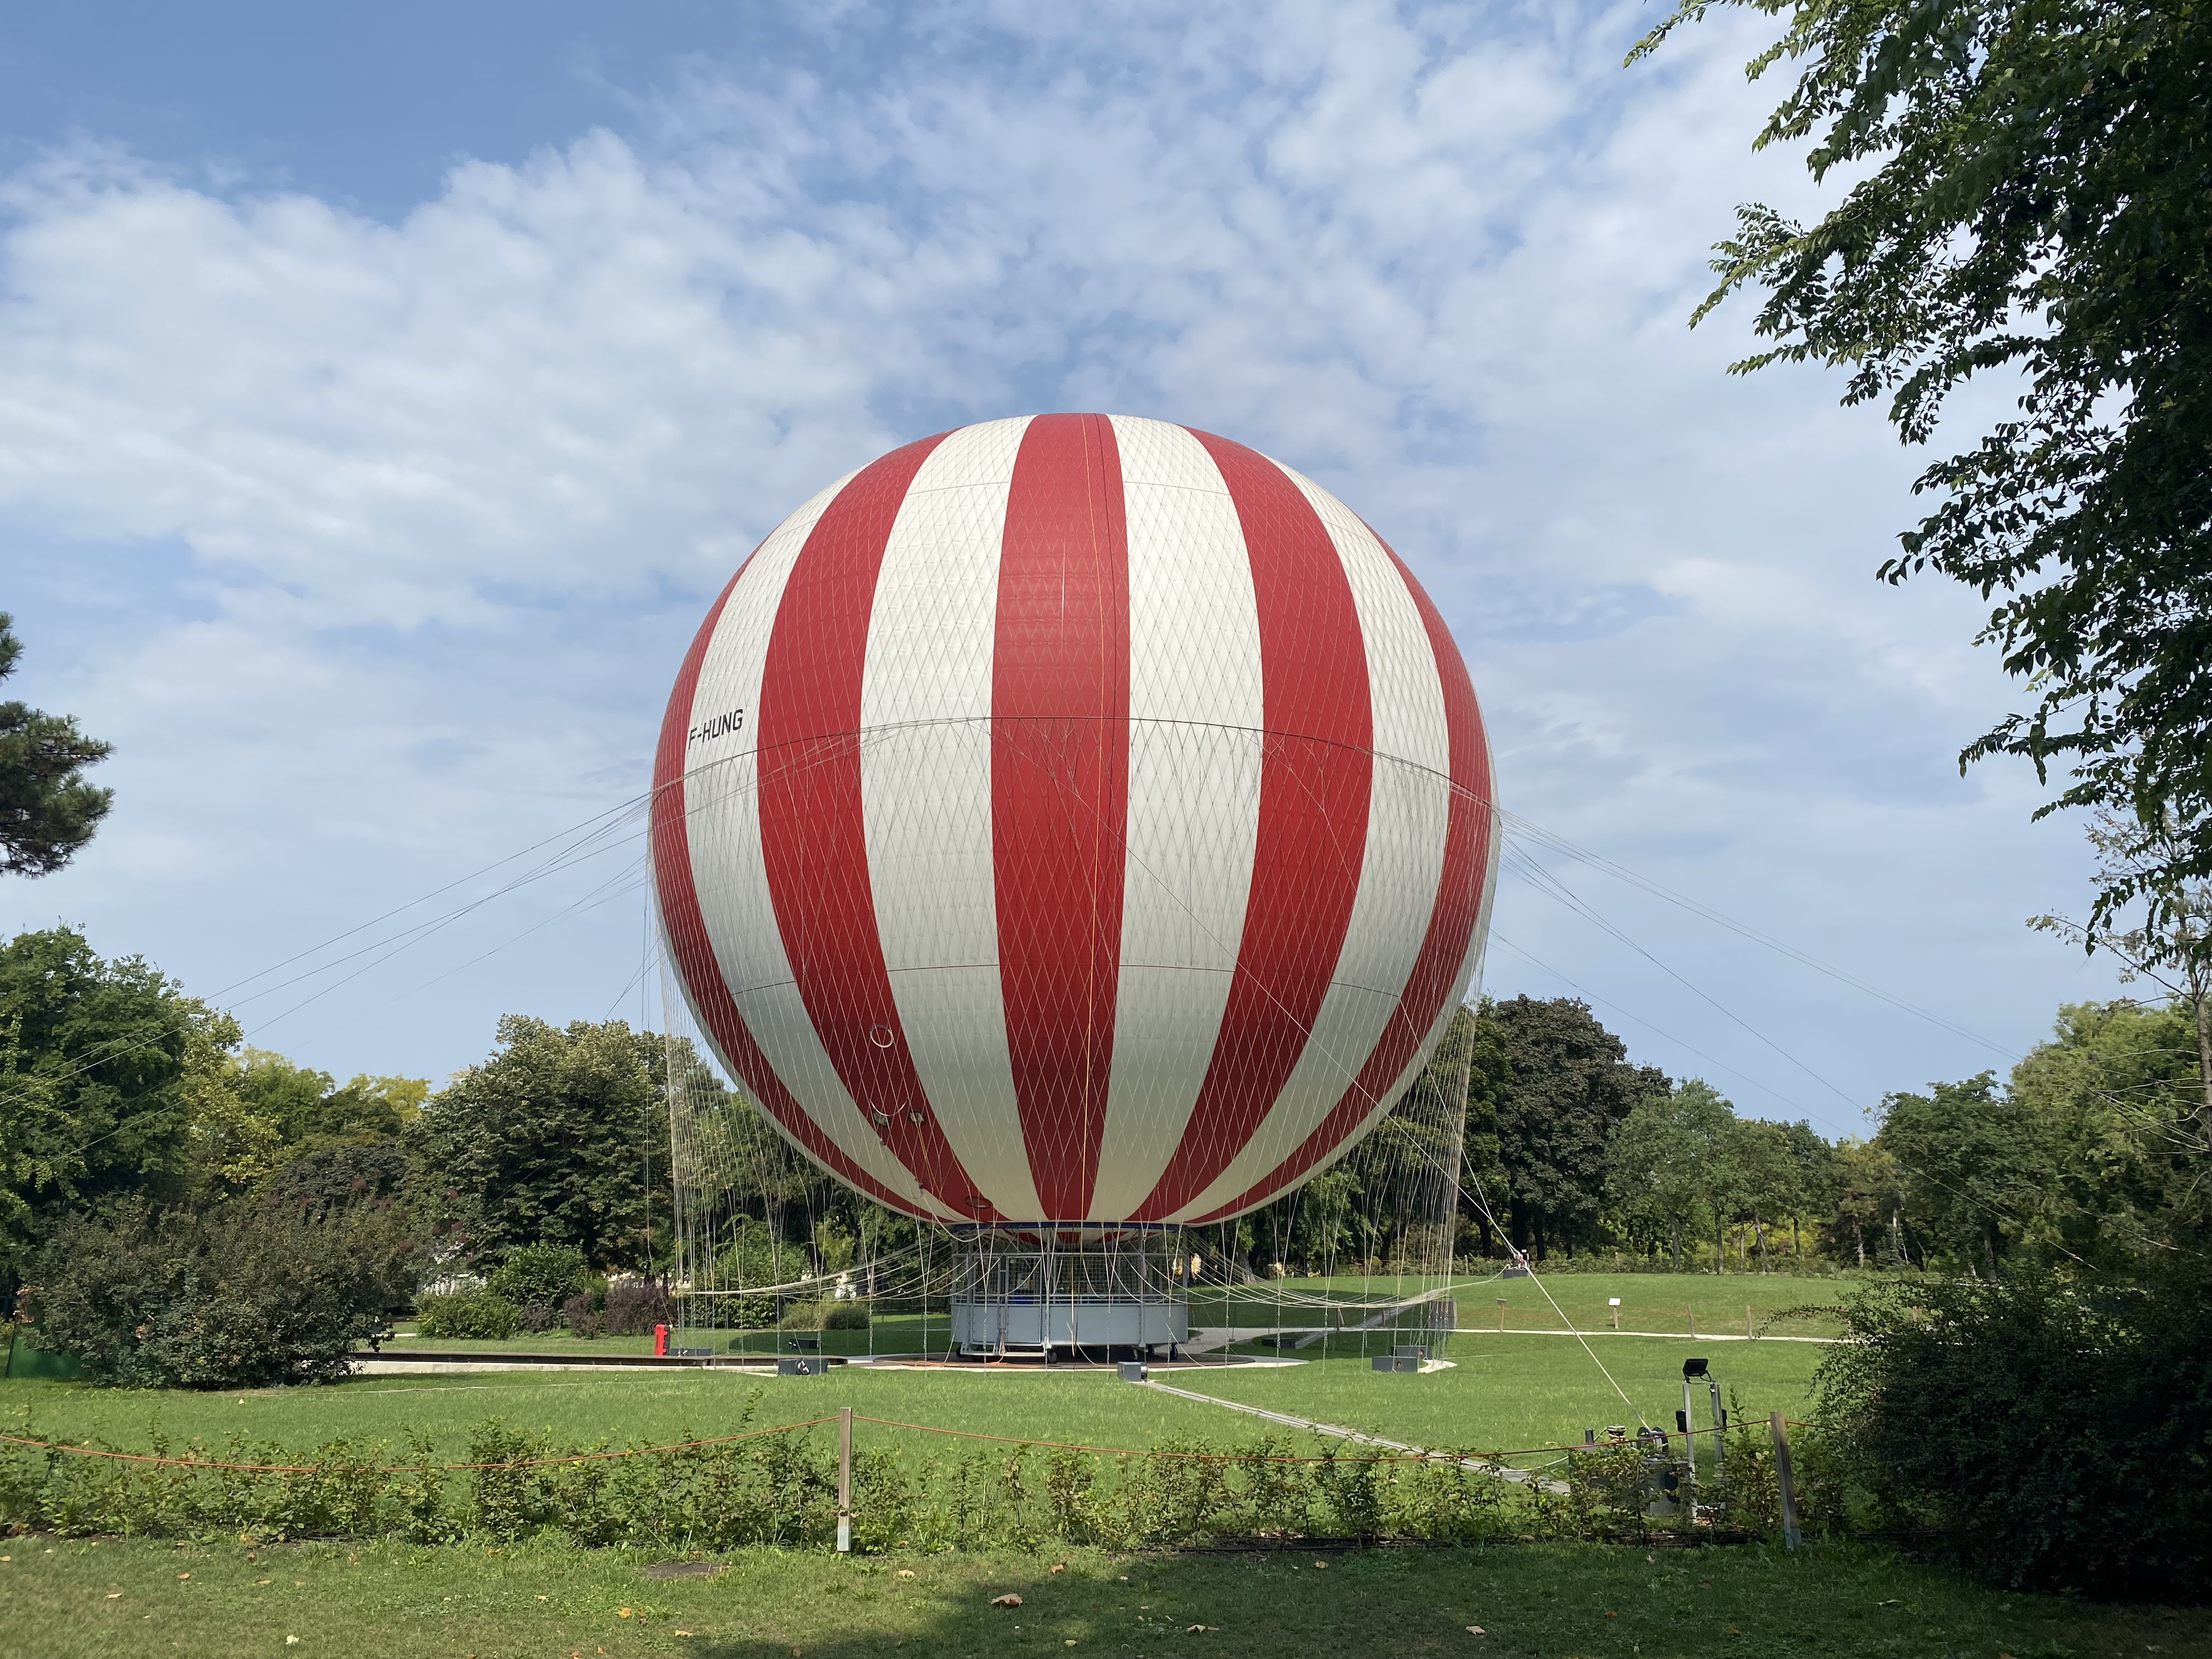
(651, 414, 1497, 1236)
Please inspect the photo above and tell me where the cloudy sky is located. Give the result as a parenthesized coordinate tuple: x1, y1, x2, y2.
(0, 2, 2123, 1134)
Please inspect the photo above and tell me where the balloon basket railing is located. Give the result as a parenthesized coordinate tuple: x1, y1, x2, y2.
(946, 1225, 1189, 1361)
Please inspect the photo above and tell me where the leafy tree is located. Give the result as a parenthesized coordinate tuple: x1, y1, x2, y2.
(0, 927, 216, 1288)
(1637, 2, 2212, 932)
(1604, 1079, 1746, 1269)
(1455, 1007, 1513, 1259)
(2006, 998, 2210, 1260)
(183, 1046, 426, 1200)
(1605, 1087, 1709, 1268)
(1873, 1073, 2047, 1273)
(265, 1142, 414, 1210)
(1477, 995, 1669, 1258)
(1822, 1137, 1909, 1268)
(0, 614, 111, 876)
(2034, 809, 2212, 1132)
(1731, 1116, 1802, 1270)
(1776, 1118, 1843, 1261)
(406, 1015, 667, 1272)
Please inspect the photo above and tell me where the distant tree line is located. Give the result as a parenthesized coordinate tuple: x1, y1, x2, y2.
(1438, 988, 2211, 1279)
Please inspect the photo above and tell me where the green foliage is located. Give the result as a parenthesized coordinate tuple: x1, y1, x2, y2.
(1812, 1271, 2212, 1594)
(406, 1015, 667, 1271)
(778, 1298, 870, 1331)
(0, 612, 112, 877)
(1874, 999, 2212, 1272)
(1605, 1079, 1740, 1267)
(483, 1243, 590, 1312)
(1476, 995, 1670, 1257)
(26, 1200, 415, 1389)
(265, 1142, 413, 1211)
(1639, 3, 2212, 921)
(413, 1288, 522, 1341)
(563, 1280, 675, 1338)
(0, 927, 217, 1286)
(0, 1407, 1679, 1553)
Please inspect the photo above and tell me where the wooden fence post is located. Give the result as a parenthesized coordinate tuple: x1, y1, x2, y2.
(837, 1406, 853, 1554)
(1769, 1411, 1801, 1550)
(1686, 1305, 1696, 1338)
(1746, 1304, 1754, 1339)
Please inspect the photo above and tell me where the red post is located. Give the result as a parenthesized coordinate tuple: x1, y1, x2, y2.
(653, 1322, 669, 1357)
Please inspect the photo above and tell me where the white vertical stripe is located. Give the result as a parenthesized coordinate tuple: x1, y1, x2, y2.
(1089, 415, 1266, 1220)
(682, 470, 955, 1217)
(859, 417, 1046, 1221)
(1175, 476, 1454, 1220)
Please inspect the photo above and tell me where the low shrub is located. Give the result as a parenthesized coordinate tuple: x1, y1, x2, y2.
(27, 1200, 415, 1389)
(0, 1402, 1706, 1552)
(778, 1299, 870, 1331)
(414, 1288, 521, 1341)
(1812, 1270, 2212, 1596)
(564, 1280, 676, 1338)
(484, 1244, 590, 1312)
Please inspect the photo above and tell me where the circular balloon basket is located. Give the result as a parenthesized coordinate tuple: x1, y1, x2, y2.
(945, 1224, 1190, 1362)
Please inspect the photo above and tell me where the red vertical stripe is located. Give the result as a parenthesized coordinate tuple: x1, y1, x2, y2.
(649, 556, 922, 1216)
(1133, 432, 1374, 1221)
(992, 414, 1130, 1221)
(1190, 537, 1493, 1223)
(754, 432, 1002, 1222)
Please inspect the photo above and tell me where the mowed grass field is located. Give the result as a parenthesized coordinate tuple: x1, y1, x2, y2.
(8, 1533, 2210, 1659)
(3, 1334, 1826, 1468)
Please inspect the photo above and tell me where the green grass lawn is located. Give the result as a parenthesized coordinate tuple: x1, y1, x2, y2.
(0, 1368, 1241, 1465)
(5, 1326, 1824, 1477)
(5, 1532, 2205, 1659)
(1156, 1335, 1824, 1459)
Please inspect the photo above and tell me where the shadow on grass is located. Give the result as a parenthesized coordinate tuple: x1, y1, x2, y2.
(662, 1540, 2212, 1659)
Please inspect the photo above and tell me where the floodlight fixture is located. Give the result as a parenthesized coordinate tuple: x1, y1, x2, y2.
(1683, 1356, 1708, 1378)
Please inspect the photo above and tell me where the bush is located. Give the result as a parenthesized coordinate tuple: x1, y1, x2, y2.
(27, 1200, 415, 1389)
(414, 1288, 521, 1341)
(564, 1279, 675, 1338)
(0, 1409, 1626, 1552)
(1812, 1271, 2212, 1595)
(778, 1299, 870, 1331)
(484, 1243, 589, 1311)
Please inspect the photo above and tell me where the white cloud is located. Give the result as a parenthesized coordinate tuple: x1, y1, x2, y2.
(0, 1, 2120, 1122)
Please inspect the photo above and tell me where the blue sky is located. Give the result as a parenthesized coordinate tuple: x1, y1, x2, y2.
(0, 2, 2124, 1134)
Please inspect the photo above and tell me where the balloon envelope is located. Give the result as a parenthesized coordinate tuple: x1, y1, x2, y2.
(652, 414, 1497, 1229)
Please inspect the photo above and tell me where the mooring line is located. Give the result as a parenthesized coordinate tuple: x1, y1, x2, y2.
(1134, 1378, 1567, 1491)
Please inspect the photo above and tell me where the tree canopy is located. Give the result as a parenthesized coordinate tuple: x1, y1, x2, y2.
(1638, 2, 2212, 933)
(0, 613, 112, 877)
(1474, 994, 1671, 1256)
(0, 927, 211, 1285)
(405, 1014, 668, 1272)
